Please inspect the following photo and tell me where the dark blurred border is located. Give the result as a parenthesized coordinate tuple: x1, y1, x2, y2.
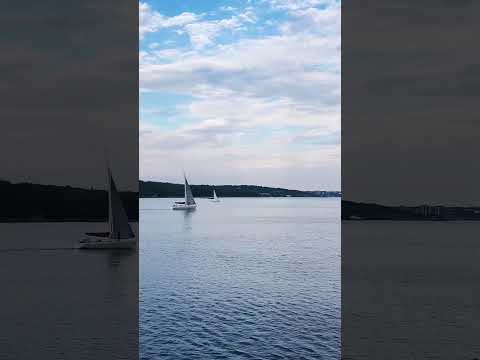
(343, 1, 480, 358)
(0, 1, 138, 359)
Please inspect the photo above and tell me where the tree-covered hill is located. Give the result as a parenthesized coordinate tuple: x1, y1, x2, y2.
(0, 180, 138, 222)
(140, 180, 341, 198)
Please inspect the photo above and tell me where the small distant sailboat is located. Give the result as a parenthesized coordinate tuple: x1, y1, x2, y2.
(209, 188, 220, 202)
(78, 166, 136, 249)
(172, 173, 197, 210)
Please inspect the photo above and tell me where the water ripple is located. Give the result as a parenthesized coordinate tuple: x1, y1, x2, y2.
(140, 198, 340, 359)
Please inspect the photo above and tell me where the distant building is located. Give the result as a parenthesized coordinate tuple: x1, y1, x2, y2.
(412, 205, 443, 218)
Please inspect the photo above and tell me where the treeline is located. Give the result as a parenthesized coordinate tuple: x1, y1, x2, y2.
(140, 180, 341, 198)
(342, 200, 424, 220)
(342, 200, 480, 220)
(0, 180, 138, 222)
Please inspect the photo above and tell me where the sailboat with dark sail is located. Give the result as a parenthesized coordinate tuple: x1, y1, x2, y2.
(78, 167, 136, 249)
(172, 173, 197, 210)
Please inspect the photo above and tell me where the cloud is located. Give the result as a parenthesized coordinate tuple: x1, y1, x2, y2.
(182, 9, 256, 49)
(140, 121, 340, 189)
(219, 6, 237, 12)
(139, 1, 341, 189)
(139, 2, 256, 48)
(264, 0, 332, 11)
(140, 33, 339, 103)
(139, 2, 200, 39)
(292, 129, 340, 145)
(280, 2, 340, 35)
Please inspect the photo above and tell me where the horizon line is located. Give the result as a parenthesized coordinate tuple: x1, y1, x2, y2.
(140, 179, 341, 193)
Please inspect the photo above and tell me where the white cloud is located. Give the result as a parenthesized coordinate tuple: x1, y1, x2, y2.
(183, 9, 256, 49)
(219, 6, 237, 12)
(264, 0, 332, 11)
(139, 1, 341, 189)
(140, 3, 256, 48)
(279, 2, 340, 36)
(140, 29, 340, 121)
(139, 2, 200, 39)
(140, 121, 340, 188)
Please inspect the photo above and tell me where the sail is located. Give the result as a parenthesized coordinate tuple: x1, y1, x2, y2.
(213, 189, 217, 200)
(108, 168, 135, 239)
(184, 175, 196, 205)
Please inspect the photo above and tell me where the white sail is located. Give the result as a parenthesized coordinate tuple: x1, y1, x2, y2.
(213, 189, 218, 200)
(108, 168, 135, 239)
(184, 175, 196, 205)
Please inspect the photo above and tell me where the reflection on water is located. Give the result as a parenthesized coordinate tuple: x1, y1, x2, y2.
(183, 209, 194, 231)
(0, 223, 138, 359)
(107, 249, 136, 267)
(141, 197, 340, 360)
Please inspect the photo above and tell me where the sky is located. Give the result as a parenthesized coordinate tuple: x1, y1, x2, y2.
(1, 1, 138, 191)
(139, 0, 341, 191)
(343, 0, 480, 206)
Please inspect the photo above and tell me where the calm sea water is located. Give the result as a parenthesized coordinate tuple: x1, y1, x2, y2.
(140, 197, 340, 359)
(343, 221, 480, 359)
(0, 222, 138, 359)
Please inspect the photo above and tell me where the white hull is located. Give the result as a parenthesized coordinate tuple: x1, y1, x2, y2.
(77, 236, 136, 249)
(210, 199, 220, 202)
(172, 203, 197, 210)
(79, 164, 136, 250)
(173, 173, 197, 210)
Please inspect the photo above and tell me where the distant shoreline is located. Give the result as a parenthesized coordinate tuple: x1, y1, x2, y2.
(140, 196, 340, 199)
(342, 200, 480, 221)
(140, 180, 341, 198)
(0, 219, 107, 223)
(0, 180, 138, 223)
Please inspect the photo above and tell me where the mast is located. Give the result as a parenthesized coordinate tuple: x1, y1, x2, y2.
(184, 173, 187, 203)
(108, 167, 114, 235)
(104, 155, 113, 235)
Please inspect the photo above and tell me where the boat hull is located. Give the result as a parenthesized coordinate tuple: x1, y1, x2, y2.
(77, 236, 136, 249)
(172, 203, 197, 210)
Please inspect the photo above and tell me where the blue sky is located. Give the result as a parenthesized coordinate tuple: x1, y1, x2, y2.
(140, 0, 340, 190)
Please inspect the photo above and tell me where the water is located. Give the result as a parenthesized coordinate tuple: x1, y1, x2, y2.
(140, 197, 340, 359)
(0, 222, 138, 359)
(343, 221, 480, 359)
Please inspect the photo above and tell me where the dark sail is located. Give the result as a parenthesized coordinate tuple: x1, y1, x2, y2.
(184, 175, 196, 205)
(108, 168, 135, 239)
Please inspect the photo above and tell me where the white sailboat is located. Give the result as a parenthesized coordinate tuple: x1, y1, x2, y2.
(172, 173, 197, 210)
(209, 188, 220, 202)
(78, 167, 136, 249)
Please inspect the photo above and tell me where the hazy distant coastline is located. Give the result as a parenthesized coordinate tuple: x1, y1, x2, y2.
(140, 180, 341, 198)
(0, 180, 138, 222)
(343, 200, 480, 221)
